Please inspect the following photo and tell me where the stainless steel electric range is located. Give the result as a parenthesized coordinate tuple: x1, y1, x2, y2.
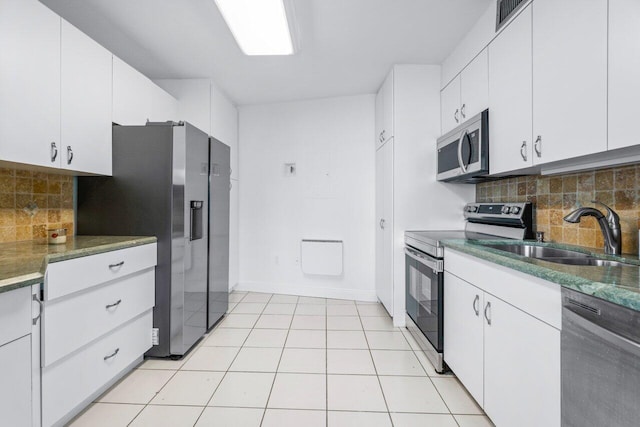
(404, 202, 533, 373)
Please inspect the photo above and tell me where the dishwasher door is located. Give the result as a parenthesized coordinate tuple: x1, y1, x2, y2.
(562, 289, 640, 427)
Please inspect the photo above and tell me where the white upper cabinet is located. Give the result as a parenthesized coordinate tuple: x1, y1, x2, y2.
(113, 57, 178, 126)
(489, 4, 533, 174)
(61, 20, 113, 175)
(0, 0, 61, 168)
(440, 77, 461, 134)
(460, 49, 488, 122)
(608, 0, 640, 151)
(375, 70, 394, 148)
(532, 0, 607, 164)
(441, 50, 488, 135)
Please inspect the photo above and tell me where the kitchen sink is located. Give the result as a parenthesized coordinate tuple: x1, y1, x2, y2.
(482, 243, 638, 268)
(541, 257, 636, 268)
(482, 244, 591, 259)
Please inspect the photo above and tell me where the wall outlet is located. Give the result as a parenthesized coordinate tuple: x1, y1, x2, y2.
(151, 328, 159, 345)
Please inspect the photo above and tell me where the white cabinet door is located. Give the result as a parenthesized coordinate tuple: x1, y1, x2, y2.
(532, 0, 607, 164)
(489, 4, 533, 174)
(443, 272, 484, 406)
(61, 20, 113, 175)
(608, 0, 640, 150)
(460, 49, 488, 121)
(113, 57, 150, 126)
(0, 335, 32, 427)
(375, 140, 393, 315)
(483, 295, 561, 427)
(375, 87, 384, 149)
(440, 77, 461, 134)
(381, 70, 394, 144)
(149, 84, 178, 123)
(0, 0, 61, 168)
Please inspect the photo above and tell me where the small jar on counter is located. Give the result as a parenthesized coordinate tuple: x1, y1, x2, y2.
(47, 228, 67, 245)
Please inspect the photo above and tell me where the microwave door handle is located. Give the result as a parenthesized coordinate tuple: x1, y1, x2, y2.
(457, 130, 469, 173)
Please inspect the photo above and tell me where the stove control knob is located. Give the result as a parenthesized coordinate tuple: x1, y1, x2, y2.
(511, 206, 521, 215)
(501, 206, 511, 214)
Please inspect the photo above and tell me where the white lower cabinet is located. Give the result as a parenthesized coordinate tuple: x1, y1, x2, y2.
(444, 249, 561, 427)
(483, 294, 560, 427)
(41, 243, 157, 426)
(0, 335, 32, 427)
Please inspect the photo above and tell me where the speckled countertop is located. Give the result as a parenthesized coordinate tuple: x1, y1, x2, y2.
(0, 236, 157, 294)
(442, 239, 640, 312)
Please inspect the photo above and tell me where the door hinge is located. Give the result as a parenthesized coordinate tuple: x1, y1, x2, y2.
(151, 328, 159, 345)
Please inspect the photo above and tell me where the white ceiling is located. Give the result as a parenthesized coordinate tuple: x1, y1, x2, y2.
(41, 0, 492, 106)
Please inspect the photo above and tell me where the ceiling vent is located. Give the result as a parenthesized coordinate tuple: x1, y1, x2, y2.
(496, 0, 526, 31)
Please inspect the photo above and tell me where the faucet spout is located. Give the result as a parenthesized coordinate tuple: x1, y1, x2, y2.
(563, 202, 622, 255)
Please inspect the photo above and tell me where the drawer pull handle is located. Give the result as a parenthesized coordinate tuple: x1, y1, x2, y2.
(105, 299, 122, 310)
(109, 261, 125, 269)
(104, 348, 119, 361)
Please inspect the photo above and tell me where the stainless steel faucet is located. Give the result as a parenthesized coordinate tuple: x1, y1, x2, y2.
(563, 201, 621, 255)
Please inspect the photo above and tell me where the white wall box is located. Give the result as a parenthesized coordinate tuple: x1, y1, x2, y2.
(444, 249, 561, 427)
(0, 285, 38, 427)
(0, 0, 61, 169)
(41, 243, 157, 426)
(608, 0, 640, 150)
(440, 50, 488, 134)
(375, 70, 394, 149)
(488, 4, 533, 175)
(113, 56, 178, 126)
(376, 66, 475, 325)
(532, 0, 607, 164)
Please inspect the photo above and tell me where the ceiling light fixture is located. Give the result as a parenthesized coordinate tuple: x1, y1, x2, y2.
(214, 0, 295, 56)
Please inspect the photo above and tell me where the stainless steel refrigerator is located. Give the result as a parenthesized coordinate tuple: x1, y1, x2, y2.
(77, 122, 230, 358)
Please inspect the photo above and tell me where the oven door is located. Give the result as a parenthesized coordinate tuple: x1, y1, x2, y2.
(405, 247, 444, 352)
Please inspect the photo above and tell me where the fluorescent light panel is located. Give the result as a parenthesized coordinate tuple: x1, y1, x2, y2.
(214, 0, 294, 55)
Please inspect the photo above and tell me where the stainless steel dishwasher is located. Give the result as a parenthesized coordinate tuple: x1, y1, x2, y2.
(562, 288, 640, 427)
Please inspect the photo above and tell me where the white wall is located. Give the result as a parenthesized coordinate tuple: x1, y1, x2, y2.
(238, 95, 376, 300)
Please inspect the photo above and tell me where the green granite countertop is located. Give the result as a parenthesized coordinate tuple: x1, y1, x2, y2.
(0, 236, 157, 294)
(442, 239, 640, 312)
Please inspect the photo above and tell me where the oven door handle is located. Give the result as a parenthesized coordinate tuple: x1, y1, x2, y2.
(405, 248, 443, 273)
(457, 130, 469, 174)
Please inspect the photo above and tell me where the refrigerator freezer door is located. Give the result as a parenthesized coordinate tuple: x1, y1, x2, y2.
(172, 123, 210, 355)
(208, 137, 230, 328)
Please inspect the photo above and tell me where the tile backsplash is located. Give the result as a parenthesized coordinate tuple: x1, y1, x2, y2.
(476, 164, 640, 255)
(0, 167, 74, 243)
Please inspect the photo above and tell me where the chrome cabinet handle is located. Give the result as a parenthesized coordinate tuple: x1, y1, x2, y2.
(66, 146, 73, 164)
(457, 130, 469, 173)
(461, 103, 466, 119)
(520, 141, 528, 162)
(32, 293, 43, 326)
(484, 301, 492, 325)
(50, 142, 58, 162)
(473, 295, 480, 316)
(454, 109, 460, 123)
(534, 135, 542, 157)
(105, 299, 122, 310)
(103, 348, 120, 361)
(379, 218, 385, 230)
(109, 261, 125, 269)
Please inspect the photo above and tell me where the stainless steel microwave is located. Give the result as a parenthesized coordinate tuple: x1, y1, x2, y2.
(437, 109, 489, 183)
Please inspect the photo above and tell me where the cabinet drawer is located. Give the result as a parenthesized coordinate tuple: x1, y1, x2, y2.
(0, 286, 32, 346)
(42, 268, 154, 367)
(42, 310, 152, 427)
(45, 243, 157, 301)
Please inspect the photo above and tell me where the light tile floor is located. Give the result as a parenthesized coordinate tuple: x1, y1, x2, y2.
(69, 292, 494, 427)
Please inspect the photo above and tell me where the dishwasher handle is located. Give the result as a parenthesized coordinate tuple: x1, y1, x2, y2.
(564, 307, 640, 356)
